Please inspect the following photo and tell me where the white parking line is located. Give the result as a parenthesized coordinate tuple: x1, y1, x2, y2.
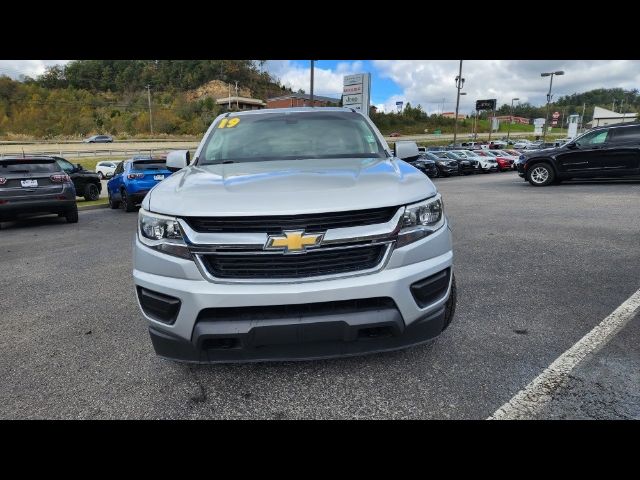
(488, 288, 640, 420)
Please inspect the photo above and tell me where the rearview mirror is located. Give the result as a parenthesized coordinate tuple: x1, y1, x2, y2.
(394, 141, 420, 161)
(167, 150, 191, 172)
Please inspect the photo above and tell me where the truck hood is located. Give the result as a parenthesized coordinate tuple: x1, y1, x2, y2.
(146, 157, 436, 217)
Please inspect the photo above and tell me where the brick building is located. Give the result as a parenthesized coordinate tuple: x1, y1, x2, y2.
(216, 96, 266, 111)
(267, 93, 341, 109)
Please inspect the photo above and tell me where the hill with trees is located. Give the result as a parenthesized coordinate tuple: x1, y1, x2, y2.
(0, 60, 291, 139)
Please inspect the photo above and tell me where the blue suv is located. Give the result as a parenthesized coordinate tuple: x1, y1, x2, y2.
(107, 156, 172, 212)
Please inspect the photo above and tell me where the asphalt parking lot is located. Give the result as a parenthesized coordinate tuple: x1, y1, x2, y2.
(1, 172, 638, 419)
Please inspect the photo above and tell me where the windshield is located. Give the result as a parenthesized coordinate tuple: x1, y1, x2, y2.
(0, 159, 59, 173)
(199, 111, 386, 165)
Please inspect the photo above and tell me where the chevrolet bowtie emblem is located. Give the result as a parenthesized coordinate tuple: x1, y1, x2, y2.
(265, 230, 324, 253)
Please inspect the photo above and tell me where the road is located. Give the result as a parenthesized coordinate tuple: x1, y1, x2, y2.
(1, 172, 638, 419)
(0, 141, 199, 157)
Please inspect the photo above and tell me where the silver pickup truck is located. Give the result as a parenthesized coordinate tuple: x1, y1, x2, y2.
(133, 107, 456, 363)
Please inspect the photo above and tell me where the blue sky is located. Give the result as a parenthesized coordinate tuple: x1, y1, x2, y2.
(2, 60, 639, 115)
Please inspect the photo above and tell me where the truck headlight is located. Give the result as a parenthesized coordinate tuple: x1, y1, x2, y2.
(138, 209, 191, 259)
(397, 194, 445, 247)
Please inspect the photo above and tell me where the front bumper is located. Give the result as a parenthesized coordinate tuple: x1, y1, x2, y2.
(133, 223, 454, 363)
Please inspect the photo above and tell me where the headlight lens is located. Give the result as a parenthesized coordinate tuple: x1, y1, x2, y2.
(397, 194, 445, 247)
(138, 209, 191, 259)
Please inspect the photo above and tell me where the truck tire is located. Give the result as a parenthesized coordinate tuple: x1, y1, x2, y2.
(84, 183, 100, 201)
(527, 162, 555, 186)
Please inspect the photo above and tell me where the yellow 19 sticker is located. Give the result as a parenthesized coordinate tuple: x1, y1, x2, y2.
(217, 118, 240, 129)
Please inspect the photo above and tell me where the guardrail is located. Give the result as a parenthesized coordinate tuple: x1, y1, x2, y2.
(0, 146, 199, 159)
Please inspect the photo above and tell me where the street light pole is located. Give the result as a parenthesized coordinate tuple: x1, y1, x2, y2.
(453, 60, 464, 146)
(507, 97, 519, 143)
(541, 70, 564, 142)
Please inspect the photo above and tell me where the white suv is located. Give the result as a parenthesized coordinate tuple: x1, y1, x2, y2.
(95, 161, 121, 179)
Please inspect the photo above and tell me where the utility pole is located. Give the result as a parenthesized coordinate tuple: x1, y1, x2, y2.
(560, 108, 565, 134)
(541, 70, 564, 142)
(453, 60, 464, 146)
(488, 107, 495, 143)
(580, 102, 586, 133)
(235, 81, 239, 109)
(310, 60, 315, 106)
(507, 97, 519, 142)
(146, 84, 153, 136)
(228, 83, 231, 109)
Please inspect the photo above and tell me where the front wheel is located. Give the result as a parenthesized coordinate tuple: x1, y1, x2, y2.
(84, 183, 100, 201)
(527, 162, 555, 186)
(97, 171, 104, 180)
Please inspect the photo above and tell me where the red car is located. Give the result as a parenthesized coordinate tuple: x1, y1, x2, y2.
(480, 151, 512, 171)
(493, 155, 513, 171)
(389, 132, 402, 137)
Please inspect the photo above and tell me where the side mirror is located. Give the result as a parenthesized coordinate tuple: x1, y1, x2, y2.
(394, 141, 420, 161)
(566, 142, 577, 149)
(167, 150, 191, 172)
(76, 163, 83, 171)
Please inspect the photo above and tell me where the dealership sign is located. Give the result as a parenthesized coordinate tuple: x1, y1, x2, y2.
(342, 73, 371, 116)
(476, 99, 496, 111)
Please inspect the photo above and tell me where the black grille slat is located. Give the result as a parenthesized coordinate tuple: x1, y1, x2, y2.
(202, 245, 386, 279)
(196, 297, 397, 322)
(185, 207, 398, 234)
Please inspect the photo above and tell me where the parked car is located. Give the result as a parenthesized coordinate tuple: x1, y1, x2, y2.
(83, 135, 113, 143)
(415, 155, 439, 177)
(0, 156, 78, 227)
(431, 151, 461, 176)
(134, 108, 456, 362)
(389, 132, 402, 137)
(107, 156, 172, 212)
(513, 140, 532, 149)
(443, 151, 480, 175)
(397, 142, 438, 178)
(481, 150, 513, 171)
(461, 150, 498, 173)
(95, 160, 122, 179)
(52, 156, 102, 201)
(517, 122, 640, 186)
(498, 149, 523, 169)
(488, 140, 508, 149)
(447, 151, 482, 174)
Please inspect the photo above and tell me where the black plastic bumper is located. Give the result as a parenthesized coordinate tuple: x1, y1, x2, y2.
(149, 304, 448, 364)
(0, 199, 76, 218)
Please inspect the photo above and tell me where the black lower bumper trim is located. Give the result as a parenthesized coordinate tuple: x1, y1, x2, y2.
(148, 305, 447, 364)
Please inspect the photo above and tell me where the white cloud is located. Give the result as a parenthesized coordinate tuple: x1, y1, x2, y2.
(0, 60, 70, 79)
(373, 60, 640, 114)
(264, 60, 363, 98)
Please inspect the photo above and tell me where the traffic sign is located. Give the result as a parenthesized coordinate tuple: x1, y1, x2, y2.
(552, 111, 560, 119)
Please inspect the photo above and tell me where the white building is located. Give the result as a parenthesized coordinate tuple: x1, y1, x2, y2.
(589, 106, 637, 128)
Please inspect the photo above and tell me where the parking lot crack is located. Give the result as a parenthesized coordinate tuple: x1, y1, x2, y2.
(188, 366, 208, 404)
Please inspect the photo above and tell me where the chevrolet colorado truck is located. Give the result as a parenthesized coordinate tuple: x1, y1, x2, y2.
(133, 107, 456, 363)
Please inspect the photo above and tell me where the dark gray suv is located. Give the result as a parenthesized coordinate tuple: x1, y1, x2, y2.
(0, 157, 78, 227)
